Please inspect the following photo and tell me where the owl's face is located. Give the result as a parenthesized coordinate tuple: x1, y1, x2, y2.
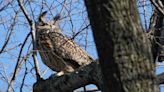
(36, 12, 61, 33)
(36, 20, 61, 33)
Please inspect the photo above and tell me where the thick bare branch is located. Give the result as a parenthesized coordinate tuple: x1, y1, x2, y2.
(33, 62, 102, 92)
(33, 59, 164, 92)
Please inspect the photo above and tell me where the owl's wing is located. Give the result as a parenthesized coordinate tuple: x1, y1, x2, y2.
(48, 32, 93, 67)
(36, 31, 72, 72)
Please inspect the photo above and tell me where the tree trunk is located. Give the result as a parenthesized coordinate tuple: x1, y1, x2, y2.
(84, 0, 159, 92)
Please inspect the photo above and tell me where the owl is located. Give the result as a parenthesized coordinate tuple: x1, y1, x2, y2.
(36, 12, 93, 76)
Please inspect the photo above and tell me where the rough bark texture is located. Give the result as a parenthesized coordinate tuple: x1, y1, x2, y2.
(153, 11, 164, 62)
(33, 61, 163, 92)
(33, 62, 103, 92)
(33, 0, 164, 91)
(84, 0, 159, 92)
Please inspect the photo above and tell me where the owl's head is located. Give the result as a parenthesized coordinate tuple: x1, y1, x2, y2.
(36, 11, 61, 33)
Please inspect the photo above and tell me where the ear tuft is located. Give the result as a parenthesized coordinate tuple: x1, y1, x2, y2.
(39, 11, 47, 23)
(39, 11, 47, 25)
(53, 14, 61, 22)
(41, 11, 47, 17)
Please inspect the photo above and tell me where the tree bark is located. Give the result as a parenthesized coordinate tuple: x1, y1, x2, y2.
(84, 0, 159, 92)
(33, 62, 103, 92)
(153, 11, 164, 62)
(33, 0, 164, 92)
(33, 61, 163, 92)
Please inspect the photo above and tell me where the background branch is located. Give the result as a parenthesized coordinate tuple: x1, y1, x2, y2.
(17, 0, 41, 80)
(7, 32, 31, 92)
(157, 72, 164, 85)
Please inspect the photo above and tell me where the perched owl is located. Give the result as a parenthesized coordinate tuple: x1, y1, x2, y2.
(36, 12, 93, 76)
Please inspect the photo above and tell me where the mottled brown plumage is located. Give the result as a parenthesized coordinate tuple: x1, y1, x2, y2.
(36, 12, 93, 76)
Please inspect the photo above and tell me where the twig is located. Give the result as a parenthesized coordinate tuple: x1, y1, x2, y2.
(150, 0, 164, 16)
(0, 0, 13, 12)
(1, 44, 22, 53)
(0, 11, 18, 54)
(142, 0, 148, 30)
(17, 0, 41, 80)
(17, 0, 32, 25)
(7, 32, 31, 92)
(59, 0, 67, 15)
(20, 62, 28, 92)
(0, 30, 12, 54)
(157, 72, 164, 84)
(41, 68, 49, 77)
(0, 63, 10, 87)
(71, 24, 90, 40)
(27, 0, 36, 21)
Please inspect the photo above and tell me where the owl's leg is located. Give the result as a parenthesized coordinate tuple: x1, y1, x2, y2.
(56, 71, 64, 76)
(56, 66, 75, 76)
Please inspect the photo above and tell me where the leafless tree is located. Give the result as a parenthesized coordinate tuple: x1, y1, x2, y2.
(0, 0, 163, 92)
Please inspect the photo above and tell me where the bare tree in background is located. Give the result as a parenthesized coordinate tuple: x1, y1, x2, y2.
(0, 0, 94, 92)
(0, 0, 164, 92)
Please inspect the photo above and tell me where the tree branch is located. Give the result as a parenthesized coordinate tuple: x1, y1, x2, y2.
(17, 0, 41, 80)
(33, 60, 164, 92)
(33, 62, 102, 92)
(150, 0, 164, 16)
(17, 0, 32, 25)
(157, 72, 164, 85)
(33, 54, 164, 92)
(7, 32, 31, 92)
(0, 11, 18, 54)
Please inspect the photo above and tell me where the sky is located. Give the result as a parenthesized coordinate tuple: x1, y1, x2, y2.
(138, 0, 164, 91)
(0, 0, 98, 91)
(0, 0, 163, 92)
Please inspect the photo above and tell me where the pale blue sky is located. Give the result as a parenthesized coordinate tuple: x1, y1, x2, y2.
(0, 0, 163, 92)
